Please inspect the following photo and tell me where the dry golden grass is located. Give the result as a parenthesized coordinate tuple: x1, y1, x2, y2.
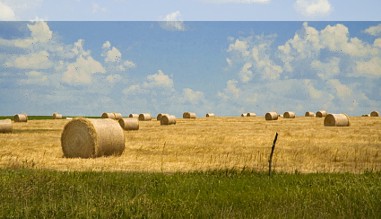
(0, 116, 380, 173)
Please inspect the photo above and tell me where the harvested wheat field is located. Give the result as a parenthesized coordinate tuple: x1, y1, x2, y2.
(0, 116, 380, 173)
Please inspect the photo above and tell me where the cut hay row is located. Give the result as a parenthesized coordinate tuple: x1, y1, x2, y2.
(183, 112, 196, 119)
(316, 110, 327, 118)
(61, 118, 125, 158)
(324, 114, 350, 127)
(305, 112, 315, 117)
(101, 112, 122, 120)
(283, 111, 296, 119)
(265, 112, 278, 121)
(139, 113, 152, 121)
(118, 118, 139, 131)
(52, 113, 63, 119)
(14, 114, 28, 122)
(157, 113, 169, 121)
(0, 119, 12, 133)
(129, 114, 139, 119)
(206, 113, 215, 118)
(160, 115, 177, 125)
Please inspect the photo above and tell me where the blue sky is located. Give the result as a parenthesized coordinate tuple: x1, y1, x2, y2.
(0, 1, 380, 117)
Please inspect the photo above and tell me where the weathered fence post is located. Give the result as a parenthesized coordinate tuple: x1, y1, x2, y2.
(268, 132, 279, 177)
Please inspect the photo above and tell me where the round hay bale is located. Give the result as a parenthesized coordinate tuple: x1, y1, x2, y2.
(316, 110, 327, 118)
(370, 111, 379, 117)
(183, 112, 196, 119)
(0, 119, 12, 133)
(61, 118, 125, 158)
(118, 118, 139, 131)
(305, 112, 315, 117)
(14, 114, 28, 122)
(139, 113, 152, 121)
(128, 114, 139, 118)
(324, 114, 350, 127)
(101, 112, 116, 119)
(52, 113, 63, 119)
(362, 114, 370, 117)
(246, 113, 256, 117)
(113, 113, 122, 120)
(241, 113, 247, 117)
(283, 111, 296, 118)
(161, 115, 176, 125)
(206, 113, 215, 118)
(265, 112, 278, 121)
(157, 113, 169, 121)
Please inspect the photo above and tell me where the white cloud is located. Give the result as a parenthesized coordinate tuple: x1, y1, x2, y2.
(18, 71, 48, 85)
(355, 57, 381, 77)
(364, 24, 381, 36)
(295, 0, 332, 17)
(239, 62, 253, 83)
(327, 79, 352, 100)
(101, 41, 136, 72)
(62, 55, 106, 85)
(227, 39, 250, 57)
(0, 1, 16, 20)
(160, 11, 185, 31)
(143, 70, 174, 89)
(182, 88, 204, 104)
(218, 79, 240, 100)
(6, 51, 52, 70)
(106, 74, 122, 84)
(104, 47, 122, 63)
(311, 58, 340, 80)
(102, 41, 111, 49)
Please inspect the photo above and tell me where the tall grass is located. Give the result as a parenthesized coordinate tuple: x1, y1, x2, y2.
(1, 169, 380, 218)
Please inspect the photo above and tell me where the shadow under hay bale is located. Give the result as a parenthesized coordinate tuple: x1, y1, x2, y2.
(316, 110, 327, 118)
(305, 112, 315, 117)
(265, 112, 278, 121)
(246, 113, 256, 117)
(139, 113, 152, 121)
(61, 118, 125, 158)
(118, 118, 139, 131)
(0, 119, 12, 133)
(283, 111, 296, 118)
(14, 114, 28, 122)
(324, 114, 350, 127)
(161, 115, 176, 125)
(370, 111, 379, 117)
(52, 113, 63, 119)
(183, 112, 196, 119)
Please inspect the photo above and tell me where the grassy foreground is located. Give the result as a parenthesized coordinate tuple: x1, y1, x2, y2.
(1, 169, 381, 218)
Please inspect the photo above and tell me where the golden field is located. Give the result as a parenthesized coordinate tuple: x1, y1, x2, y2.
(0, 116, 380, 173)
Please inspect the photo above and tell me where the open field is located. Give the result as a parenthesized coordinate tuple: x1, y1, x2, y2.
(0, 116, 380, 173)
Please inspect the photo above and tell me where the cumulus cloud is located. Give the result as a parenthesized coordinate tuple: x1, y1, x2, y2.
(144, 70, 174, 89)
(182, 88, 204, 104)
(295, 0, 332, 17)
(218, 79, 240, 100)
(6, 51, 52, 70)
(364, 24, 381, 36)
(101, 41, 136, 72)
(19, 71, 48, 85)
(0, 1, 16, 20)
(355, 57, 381, 77)
(160, 11, 185, 31)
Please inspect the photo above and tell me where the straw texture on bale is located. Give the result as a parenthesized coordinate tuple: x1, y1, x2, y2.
(101, 112, 116, 119)
(14, 114, 28, 122)
(0, 119, 12, 133)
(370, 111, 379, 117)
(246, 113, 256, 117)
(129, 114, 139, 118)
(118, 118, 139, 131)
(139, 113, 152, 121)
(52, 113, 63, 119)
(241, 113, 247, 117)
(283, 112, 296, 118)
(113, 113, 123, 120)
(160, 115, 176, 125)
(157, 113, 169, 121)
(206, 113, 215, 118)
(183, 112, 196, 119)
(324, 114, 350, 127)
(61, 118, 125, 158)
(316, 110, 327, 118)
(265, 112, 278, 121)
(305, 112, 315, 117)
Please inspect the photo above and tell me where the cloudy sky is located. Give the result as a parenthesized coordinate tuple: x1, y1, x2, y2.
(0, 1, 380, 117)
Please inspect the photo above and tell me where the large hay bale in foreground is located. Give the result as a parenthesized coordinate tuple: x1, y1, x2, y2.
(101, 112, 116, 119)
(157, 113, 169, 121)
(370, 111, 379, 117)
(324, 114, 350, 127)
(316, 110, 327, 118)
(161, 115, 176, 125)
(129, 114, 139, 118)
(246, 113, 256, 117)
(14, 114, 28, 122)
(0, 119, 12, 133)
(52, 113, 63, 119)
(265, 112, 278, 121)
(118, 118, 139, 131)
(283, 111, 296, 118)
(139, 113, 152, 121)
(305, 112, 315, 117)
(61, 118, 125, 158)
(206, 113, 215, 118)
(183, 112, 196, 119)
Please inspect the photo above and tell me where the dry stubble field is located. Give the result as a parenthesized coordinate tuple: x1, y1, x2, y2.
(0, 116, 380, 173)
